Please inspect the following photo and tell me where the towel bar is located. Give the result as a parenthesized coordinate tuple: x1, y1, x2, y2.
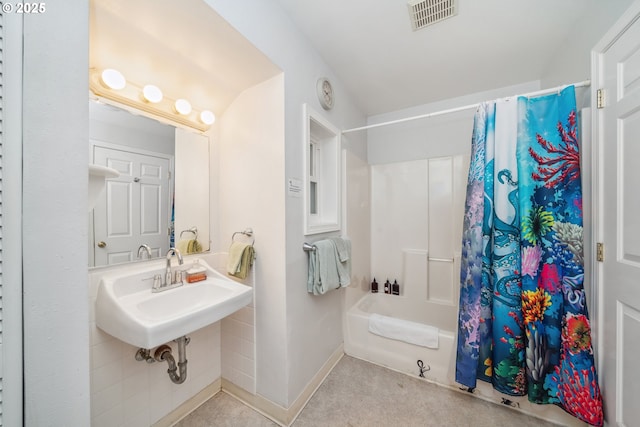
(302, 242, 316, 252)
(232, 228, 255, 246)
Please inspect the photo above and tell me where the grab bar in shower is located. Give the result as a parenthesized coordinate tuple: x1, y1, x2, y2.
(428, 257, 454, 263)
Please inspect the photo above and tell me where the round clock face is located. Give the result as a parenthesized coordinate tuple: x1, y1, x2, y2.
(317, 78, 334, 110)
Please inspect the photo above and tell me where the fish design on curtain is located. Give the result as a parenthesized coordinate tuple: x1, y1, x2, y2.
(455, 86, 603, 426)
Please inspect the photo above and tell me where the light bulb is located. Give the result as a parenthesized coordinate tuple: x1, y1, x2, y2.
(174, 99, 192, 115)
(100, 69, 126, 90)
(199, 110, 215, 125)
(142, 85, 163, 103)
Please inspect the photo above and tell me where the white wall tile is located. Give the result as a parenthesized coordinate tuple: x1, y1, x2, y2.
(90, 321, 115, 346)
(122, 369, 149, 399)
(149, 391, 172, 424)
(90, 308, 222, 425)
(123, 390, 148, 422)
(123, 408, 150, 427)
(92, 339, 124, 370)
(91, 359, 122, 393)
(91, 402, 124, 427)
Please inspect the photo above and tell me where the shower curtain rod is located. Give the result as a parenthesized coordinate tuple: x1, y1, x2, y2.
(341, 79, 591, 134)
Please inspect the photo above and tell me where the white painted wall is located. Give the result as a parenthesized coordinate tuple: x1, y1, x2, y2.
(218, 74, 288, 404)
(205, 0, 368, 408)
(367, 81, 540, 165)
(3, 10, 24, 426)
(22, 1, 91, 424)
(541, 0, 636, 88)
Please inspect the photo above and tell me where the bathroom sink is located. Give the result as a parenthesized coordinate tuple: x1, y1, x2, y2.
(95, 260, 252, 348)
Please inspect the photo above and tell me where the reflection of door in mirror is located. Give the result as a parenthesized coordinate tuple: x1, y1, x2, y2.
(89, 100, 211, 267)
(92, 145, 172, 266)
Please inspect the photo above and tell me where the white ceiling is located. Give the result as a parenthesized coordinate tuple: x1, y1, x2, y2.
(272, 0, 599, 115)
(92, 0, 621, 119)
(90, 0, 281, 118)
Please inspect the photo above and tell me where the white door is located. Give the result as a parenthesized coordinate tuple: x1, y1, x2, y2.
(595, 3, 640, 425)
(92, 145, 171, 266)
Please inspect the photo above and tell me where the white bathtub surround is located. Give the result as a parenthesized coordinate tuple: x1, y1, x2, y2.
(368, 313, 439, 349)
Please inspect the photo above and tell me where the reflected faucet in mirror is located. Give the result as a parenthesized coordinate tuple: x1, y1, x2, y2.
(137, 244, 152, 260)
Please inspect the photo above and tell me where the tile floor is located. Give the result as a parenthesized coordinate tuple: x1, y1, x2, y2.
(176, 355, 566, 427)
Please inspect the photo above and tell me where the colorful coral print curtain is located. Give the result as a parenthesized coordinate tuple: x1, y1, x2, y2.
(455, 86, 603, 426)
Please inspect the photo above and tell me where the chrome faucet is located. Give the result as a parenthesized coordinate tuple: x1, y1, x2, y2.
(137, 244, 152, 260)
(165, 247, 184, 286)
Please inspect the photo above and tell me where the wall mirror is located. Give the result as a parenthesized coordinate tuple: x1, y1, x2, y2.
(89, 100, 210, 268)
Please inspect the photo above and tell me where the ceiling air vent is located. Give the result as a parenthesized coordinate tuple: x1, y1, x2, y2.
(408, 0, 457, 31)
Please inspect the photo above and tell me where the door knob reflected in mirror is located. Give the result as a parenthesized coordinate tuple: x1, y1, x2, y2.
(97, 241, 107, 248)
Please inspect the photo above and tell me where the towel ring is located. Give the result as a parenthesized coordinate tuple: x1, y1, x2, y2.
(232, 227, 255, 246)
(180, 226, 198, 240)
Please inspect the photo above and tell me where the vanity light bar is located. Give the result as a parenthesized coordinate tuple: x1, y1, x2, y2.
(142, 84, 163, 104)
(174, 98, 192, 115)
(100, 68, 126, 90)
(89, 68, 215, 132)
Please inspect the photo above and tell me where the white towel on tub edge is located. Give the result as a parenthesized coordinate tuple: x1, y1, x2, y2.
(368, 313, 439, 349)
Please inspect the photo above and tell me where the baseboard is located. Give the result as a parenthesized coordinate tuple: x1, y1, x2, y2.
(222, 380, 288, 426)
(152, 378, 222, 427)
(223, 344, 344, 426)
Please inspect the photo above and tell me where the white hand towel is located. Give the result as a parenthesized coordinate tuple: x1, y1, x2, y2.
(368, 313, 439, 349)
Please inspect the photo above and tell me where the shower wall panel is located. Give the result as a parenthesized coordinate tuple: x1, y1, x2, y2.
(370, 155, 466, 319)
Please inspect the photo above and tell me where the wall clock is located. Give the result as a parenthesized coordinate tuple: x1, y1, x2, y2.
(316, 77, 334, 110)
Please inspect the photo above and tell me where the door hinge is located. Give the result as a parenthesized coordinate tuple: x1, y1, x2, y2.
(597, 242, 605, 262)
(597, 89, 605, 109)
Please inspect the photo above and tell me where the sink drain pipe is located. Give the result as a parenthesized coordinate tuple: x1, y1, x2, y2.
(154, 336, 190, 384)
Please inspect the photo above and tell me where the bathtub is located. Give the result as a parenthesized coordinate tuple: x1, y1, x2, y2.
(344, 292, 456, 386)
(344, 292, 585, 426)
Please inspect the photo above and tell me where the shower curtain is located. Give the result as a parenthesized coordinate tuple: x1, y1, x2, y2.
(455, 86, 603, 426)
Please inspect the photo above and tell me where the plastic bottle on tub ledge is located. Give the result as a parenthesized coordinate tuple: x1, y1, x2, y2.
(392, 280, 400, 295)
(384, 279, 391, 294)
(371, 278, 378, 293)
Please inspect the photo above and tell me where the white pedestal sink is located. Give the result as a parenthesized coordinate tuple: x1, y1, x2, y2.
(95, 259, 252, 349)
